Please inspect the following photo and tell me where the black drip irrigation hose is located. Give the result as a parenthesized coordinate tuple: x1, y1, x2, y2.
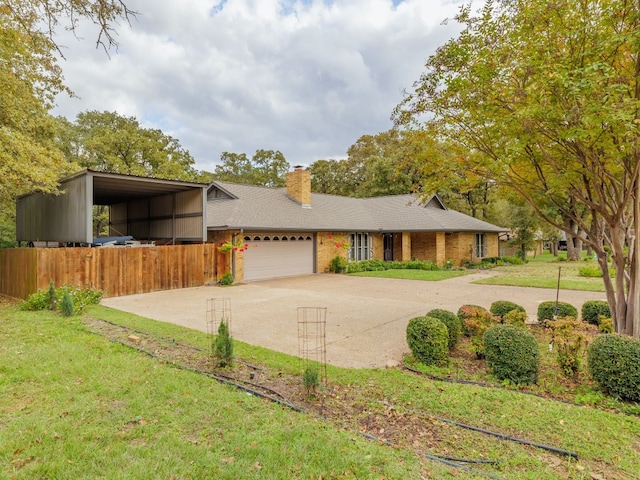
(402, 363, 581, 408)
(87, 318, 578, 474)
(378, 400, 578, 461)
(360, 432, 507, 480)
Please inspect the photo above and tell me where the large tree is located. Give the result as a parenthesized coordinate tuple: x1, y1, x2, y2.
(56, 111, 198, 181)
(395, 0, 640, 336)
(213, 150, 290, 187)
(0, 1, 135, 244)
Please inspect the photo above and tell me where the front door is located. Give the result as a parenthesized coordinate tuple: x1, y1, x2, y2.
(383, 233, 394, 261)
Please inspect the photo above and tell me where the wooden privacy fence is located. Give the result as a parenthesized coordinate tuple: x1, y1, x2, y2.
(0, 244, 220, 299)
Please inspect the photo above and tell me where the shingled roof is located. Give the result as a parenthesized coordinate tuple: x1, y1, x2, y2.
(207, 181, 506, 234)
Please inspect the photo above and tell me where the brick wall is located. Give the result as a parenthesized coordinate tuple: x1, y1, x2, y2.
(317, 232, 349, 272)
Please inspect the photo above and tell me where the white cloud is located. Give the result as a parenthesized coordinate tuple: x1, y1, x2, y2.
(52, 0, 466, 172)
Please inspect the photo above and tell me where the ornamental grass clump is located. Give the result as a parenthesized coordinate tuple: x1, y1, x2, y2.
(588, 334, 640, 402)
(483, 324, 539, 385)
(406, 316, 449, 366)
(537, 301, 578, 323)
(425, 308, 461, 350)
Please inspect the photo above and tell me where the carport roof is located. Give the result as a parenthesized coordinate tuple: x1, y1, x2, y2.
(70, 170, 208, 205)
(207, 181, 507, 233)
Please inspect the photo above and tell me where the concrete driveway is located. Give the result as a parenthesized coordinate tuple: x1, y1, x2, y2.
(101, 272, 604, 369)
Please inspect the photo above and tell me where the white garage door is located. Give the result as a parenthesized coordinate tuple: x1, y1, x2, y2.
(243, 234, 314, 281)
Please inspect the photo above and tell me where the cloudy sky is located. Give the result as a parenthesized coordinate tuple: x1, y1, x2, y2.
(52, 0, 467, 172)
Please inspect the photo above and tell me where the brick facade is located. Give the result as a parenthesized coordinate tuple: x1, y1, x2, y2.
(208, 229, 499, 280)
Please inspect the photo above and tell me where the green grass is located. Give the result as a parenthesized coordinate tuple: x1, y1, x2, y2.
(2, 302, 640, 479)
(347, 253, 609, 291)
(472, 253, 608, 291)
(349, 269, 467, 281)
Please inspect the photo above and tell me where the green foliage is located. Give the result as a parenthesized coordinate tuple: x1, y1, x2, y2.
(502, 309, 527, 327)
(578, 265, 603, 278)
(47, 280, 57, 310)
(588, 334, 640, 402)
(346, 259, 438, 273)
(457, 304, 499, 357)
(214, 321, 233, 367)
(484, 324, 539, 385)
(582, 300, 611, 326)
(425, 309, 461, 350)
(21, 285, 102, 315)
(57, 111, 198, 181)
(537, 301, 578, 323)
(329, 256, 348, 273)
(549, 317, 587, 376)
(490, 300, 525, 319)
(393, 0, 640, 336)
(302, 366, 320, 395)
(60, 290, 74, 317)
(213, 150, 290, 187)
(599, 317, 614, 334)
(218, 272, 234, 286)
(405, 316, 449, 366)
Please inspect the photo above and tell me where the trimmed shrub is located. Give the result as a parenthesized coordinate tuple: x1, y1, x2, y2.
(406, 316, 449, 366)
(215, 321, 234, 367)
(490, 300, 526, 319)
(503, 309, 528, 327)
(599, 317, 614, 333)
(60, 291, 74, 317)
(484, 324, 539, 385)
(426, 309, 461, 350)
(21, 285, 102, 315)
(537, 301, 578, 323)
(457, 305, 499, 358)
(549, 317, 587, 376)
(587, 334, 640, 402)
(47, 280, 57, 311)
(578, 264, 603, 278)
(582, 300, 611, 326)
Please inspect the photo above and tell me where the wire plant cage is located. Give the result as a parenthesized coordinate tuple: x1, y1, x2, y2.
(206, 297, 232, 364)
(297, 306, 328, 387)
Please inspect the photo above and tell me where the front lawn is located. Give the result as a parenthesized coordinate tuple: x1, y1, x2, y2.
(472, 253, 607, 292)
(2, 298, 639, 479)
(350, 269, 467, 281)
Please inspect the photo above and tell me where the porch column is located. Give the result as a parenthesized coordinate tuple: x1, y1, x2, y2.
(436, 232, 446, 267)
(402, 232, 412, 262)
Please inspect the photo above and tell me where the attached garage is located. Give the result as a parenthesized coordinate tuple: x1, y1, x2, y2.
(242, 234, 315, 281)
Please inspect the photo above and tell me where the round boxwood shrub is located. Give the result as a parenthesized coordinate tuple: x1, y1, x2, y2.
(483, 324, 539, 385)
(406, 316, 449, 366)
(587, 334, 640, 402)
(490, 300, 525, 319)
(426, 309, 461, 350)
(537, 301, 578, 323)
(581, 300, 611, 326)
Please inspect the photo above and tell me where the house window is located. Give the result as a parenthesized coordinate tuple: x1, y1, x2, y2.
(349, 233, 372, 261)
(475, 233, 487, 258)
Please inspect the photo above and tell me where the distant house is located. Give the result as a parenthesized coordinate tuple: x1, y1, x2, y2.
(207, 167, 507, 281)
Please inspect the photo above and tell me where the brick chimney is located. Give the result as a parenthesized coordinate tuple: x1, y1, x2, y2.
(286, 165, 311, 207)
